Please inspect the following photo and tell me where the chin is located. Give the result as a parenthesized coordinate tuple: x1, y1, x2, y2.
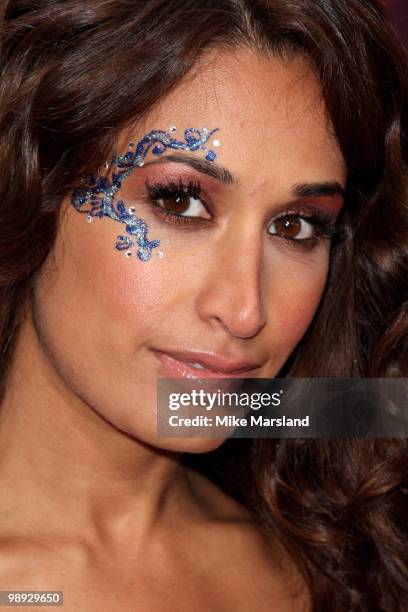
(153, 436, 228, 455)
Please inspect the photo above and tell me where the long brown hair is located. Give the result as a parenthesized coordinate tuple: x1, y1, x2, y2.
(1, 1, 407, 609)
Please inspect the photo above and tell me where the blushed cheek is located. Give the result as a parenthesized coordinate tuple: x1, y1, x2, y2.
(63, 207, 170, 331)
(96, 259, 170, 332)
(85, 230, 200, 335)
(280, 289, 321, 342)
(270, 267, 328, 354)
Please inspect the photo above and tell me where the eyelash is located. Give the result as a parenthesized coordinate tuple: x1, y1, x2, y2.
(143, 179, 338, 248)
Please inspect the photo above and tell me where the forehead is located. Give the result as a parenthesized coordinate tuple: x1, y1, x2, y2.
(123, 47, 346, 187)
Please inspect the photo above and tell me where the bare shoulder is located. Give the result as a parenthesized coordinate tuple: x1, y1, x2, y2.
(185, 468, 311, 611)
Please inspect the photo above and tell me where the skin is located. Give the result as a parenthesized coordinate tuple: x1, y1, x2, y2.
(0, 47, 345, 610)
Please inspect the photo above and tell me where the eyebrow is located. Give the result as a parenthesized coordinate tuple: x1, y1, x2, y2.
(290, 182, 345, 198)
(142, 153, 235, 184)
(142, 153, 345, 197)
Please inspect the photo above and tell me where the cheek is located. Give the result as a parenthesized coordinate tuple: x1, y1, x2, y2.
(56, 206, 177, 337)
(96, 256, 168, 330)
(266, 255, 329, 351)
(276, 287, 323, 340)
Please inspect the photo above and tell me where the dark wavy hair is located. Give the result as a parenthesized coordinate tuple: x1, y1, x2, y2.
(1, 1, 407, 610)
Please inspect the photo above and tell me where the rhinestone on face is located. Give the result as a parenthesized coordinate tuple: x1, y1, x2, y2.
(128, 207, 136, 215)
(156, 251, 164, 259)
(87, 213, 93, 223)
(212, 139, 221, 147)
(169, 126, 177, 132)
(125, 251, 132, 258)
(205, 150, 216, 162)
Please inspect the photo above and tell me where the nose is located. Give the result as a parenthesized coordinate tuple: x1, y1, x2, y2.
(195, 223, 267, 339)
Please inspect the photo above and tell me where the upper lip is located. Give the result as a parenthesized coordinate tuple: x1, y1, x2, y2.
(154, 349, 264, 374)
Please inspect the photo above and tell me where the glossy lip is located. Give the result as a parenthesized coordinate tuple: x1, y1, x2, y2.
(152, 349, 264, 379)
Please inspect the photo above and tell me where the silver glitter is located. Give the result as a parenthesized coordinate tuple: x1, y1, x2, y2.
(212, 139, 221, 147)
(71, 126, 220, 262)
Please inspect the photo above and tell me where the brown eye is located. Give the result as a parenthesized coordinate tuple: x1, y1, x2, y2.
(268, 216, 314, 240)
(155, 194, 210, 218)
(161, 194, 190, 214)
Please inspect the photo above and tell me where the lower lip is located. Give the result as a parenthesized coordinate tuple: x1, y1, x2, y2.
(153, 350, 258, 379)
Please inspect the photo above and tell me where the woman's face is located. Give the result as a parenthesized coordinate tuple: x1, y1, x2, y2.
(32, 48, 346, 451)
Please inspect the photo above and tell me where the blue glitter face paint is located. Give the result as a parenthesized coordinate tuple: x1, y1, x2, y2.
(71, 127, 220, 261)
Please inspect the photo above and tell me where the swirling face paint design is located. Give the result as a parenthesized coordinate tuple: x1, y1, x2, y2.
(71, 127, 220, 261)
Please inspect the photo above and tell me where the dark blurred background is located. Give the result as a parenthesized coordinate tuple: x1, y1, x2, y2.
(386, 0, 408, 47)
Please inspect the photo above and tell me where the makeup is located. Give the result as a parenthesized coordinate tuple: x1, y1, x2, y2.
(71, 126, 220, 261)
